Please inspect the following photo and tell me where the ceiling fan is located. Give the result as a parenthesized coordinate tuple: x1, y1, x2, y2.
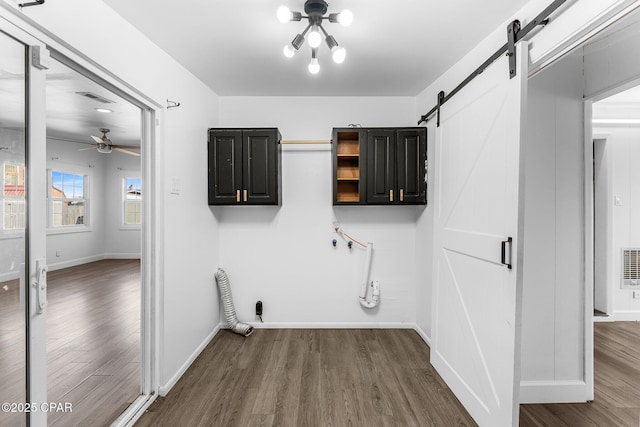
(79, 128, 140, 157)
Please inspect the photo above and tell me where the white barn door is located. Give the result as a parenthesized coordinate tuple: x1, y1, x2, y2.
(431, 42, 528, 427)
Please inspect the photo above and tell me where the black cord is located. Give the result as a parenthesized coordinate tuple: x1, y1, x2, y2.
(259, 315, 263, 323)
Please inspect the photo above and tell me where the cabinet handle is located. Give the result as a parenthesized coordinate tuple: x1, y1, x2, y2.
(243, 189, 248, 202)
(400, 189, 404, 202)
(390, 189, 393, 202)
(236, 190, 241, 203)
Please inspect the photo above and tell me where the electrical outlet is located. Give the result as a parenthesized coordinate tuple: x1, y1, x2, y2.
(633, 291, 640, 299)
(55, 250, 62, 257)
(256, 300, 263, 316)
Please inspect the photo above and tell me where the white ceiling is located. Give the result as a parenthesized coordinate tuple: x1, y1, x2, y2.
(102, 0, 531, 96)
(593, 85, 640, 122)
(46, 59, 141, 147)
(0, 39, 141, 148)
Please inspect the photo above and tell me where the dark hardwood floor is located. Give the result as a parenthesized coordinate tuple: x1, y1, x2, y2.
(521, 321, 640, 426)
(136, 329, 477, 427)
(140, 323, 640, 427)
(0, 259, 141, 427)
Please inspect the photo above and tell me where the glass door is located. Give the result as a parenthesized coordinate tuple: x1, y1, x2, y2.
(0, 20, 49, 427)
(0, 30, 28, 427)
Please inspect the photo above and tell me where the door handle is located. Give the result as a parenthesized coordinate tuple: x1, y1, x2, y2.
(501, 237, 513, 270)
(33, 259, 48, 314)
(389, 189, 393, 202)
(243, 189, 248, 202)
(400, 189, 404, 202)
(236, 190, 241, 203)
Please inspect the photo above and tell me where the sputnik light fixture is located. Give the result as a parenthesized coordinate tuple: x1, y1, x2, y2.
(278, 0, 353, 74)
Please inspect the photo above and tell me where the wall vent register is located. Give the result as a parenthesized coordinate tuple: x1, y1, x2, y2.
(622, 248, 640, 289)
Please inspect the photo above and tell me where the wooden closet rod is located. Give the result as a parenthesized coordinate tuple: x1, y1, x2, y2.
(281, 140, 331, 144)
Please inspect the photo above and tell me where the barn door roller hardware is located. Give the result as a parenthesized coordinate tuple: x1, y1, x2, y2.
(436, 91, 445, 127)
(418, 0, 566, 125)
(507, 20, 521, 79)
(19, 0, 44, 8)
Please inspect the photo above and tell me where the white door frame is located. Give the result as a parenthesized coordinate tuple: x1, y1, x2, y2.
(0, 5, 164, 425)
(0, 15, 49, 426)
(592, 134, 613, 317)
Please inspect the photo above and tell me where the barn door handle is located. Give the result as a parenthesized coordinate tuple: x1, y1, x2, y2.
(501, 237, 512, 270)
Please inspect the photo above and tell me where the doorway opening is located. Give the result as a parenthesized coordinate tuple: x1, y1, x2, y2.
(592, 84, 640, 321)
(44, 56, 144, 425)
(519, 6, 640, 425)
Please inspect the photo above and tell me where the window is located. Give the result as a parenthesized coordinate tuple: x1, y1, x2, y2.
(3, 163, 25, 231)
(124, 177, 141, 226)
(50, 170, 87, 227)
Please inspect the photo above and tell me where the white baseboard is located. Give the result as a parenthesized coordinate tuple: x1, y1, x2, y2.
(413, 324, 432, 347)
(0, 270, 21, 283)
(245, 321, 417, 329)
(47, 253, 141, 272)
(103, 253, 141, 260)
(47, 254, 106, 271)
(159, 324, 221, 396)
(519, 380, 589, 404)
(609, 310, 640, 321)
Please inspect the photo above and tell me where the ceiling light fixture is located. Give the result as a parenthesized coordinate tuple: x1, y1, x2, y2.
(95, 108, 113, 113)
(278, 0, 352, 74)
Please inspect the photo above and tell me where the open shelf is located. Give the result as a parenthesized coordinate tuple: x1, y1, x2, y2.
(337, 181, 360, 202)
(335, 131, 361, 203)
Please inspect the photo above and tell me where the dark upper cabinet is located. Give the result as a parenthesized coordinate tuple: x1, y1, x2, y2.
(333, 127, 426, 205)
(366, 130, 396, 204)
(208, 128, 281, 205)
(395, 129, 426, 204)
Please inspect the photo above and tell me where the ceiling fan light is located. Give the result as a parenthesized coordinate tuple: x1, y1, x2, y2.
(307, 27, 322, 48)
(277, 5, 293, 23)
(283, 44, 296, 58)
(96, 142, 112, 154)
(338, 9, 353, 27)
(308, 58, 320, 74)
(332, 46, 346, 64)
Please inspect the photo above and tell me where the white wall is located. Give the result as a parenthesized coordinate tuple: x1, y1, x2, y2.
(44, 139, 142, 270)
(217, 96, 421, 326)
(104, 152, 141, 258)
(520, 52, 586, 402)
(414, 124, 434, 340)
(584, 12, 640, 99)
(593, 125, 640, 319)
(46, 139, 107, 269)
(3, 0, 221, 392)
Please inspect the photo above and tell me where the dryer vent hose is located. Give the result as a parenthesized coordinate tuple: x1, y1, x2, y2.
(214, 268, 254, 337)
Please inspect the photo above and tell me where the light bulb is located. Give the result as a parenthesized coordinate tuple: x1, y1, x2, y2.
(308, 58, 320, 74)
(338, 9, 353, 27)
(308, 28, 322, 48)
(277, 5, 292, 23)
(283, 44, 295, 58)
(331, 46, 346, 64)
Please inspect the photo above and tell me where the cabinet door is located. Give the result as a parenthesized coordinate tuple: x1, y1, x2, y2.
(243, 130, 279, 205)
(396, 129, 426, 204)
(366, 130, 396, 204)
(208, 130, 243, 205)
